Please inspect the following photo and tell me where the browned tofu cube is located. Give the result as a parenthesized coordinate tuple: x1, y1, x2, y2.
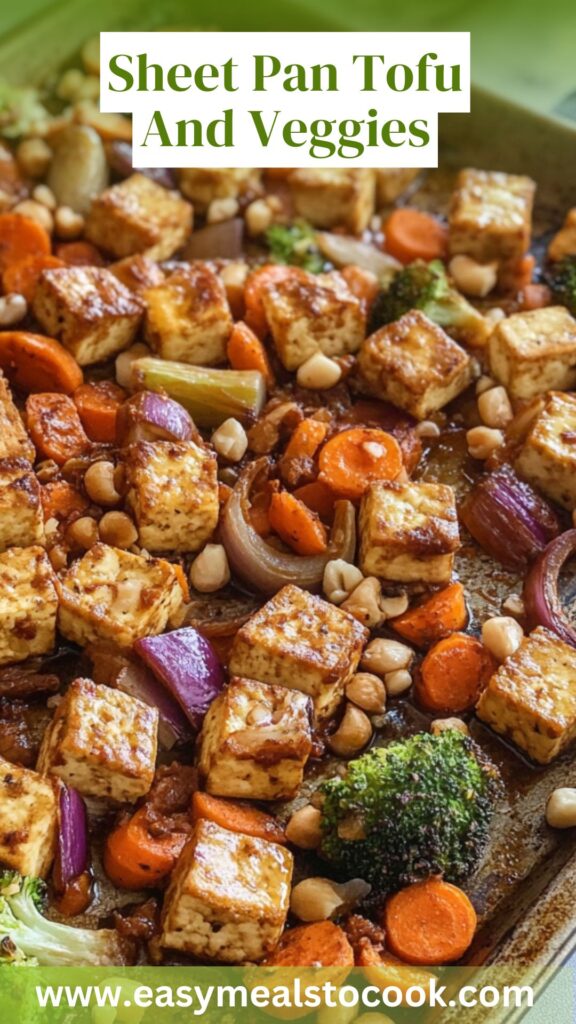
(0, 758, 58, 877)
(33, 266, 143, 366)
(178, 168, 262, 211)
(0, 546, 58, 666)
(0, 374, 35, 463)
(109, 254, 165, 293)
(515, 391, 576, 509)
(488, 306, 576, 400)
(144, 264, 232, 365)
(289, 169, 376, 234)
(376, 168, 420, 206)
(0, 457, 44, 552)
(358, 310, 473, 420)
(85, 173, 193, 260)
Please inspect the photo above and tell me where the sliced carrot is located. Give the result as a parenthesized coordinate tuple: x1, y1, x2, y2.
(0, 331, 83, 395)
(191, 791, 286, 844)
(227, 320, 275, 387)
(293, 480, 336, 520)
(384, 209, 448, 264)
(54, 240, 105, 267)
(341, 265, 379, 314)
(384, 878, 477, 965)
(73, 380, 125, 443)
(391, 582, 468, 647)
(515, 254, 536, 290)
(53, 872, 92, 917)
(244, 264, 300, 338)
(318, 427, 403, 501)
(263, 922, 354, 967)
(26, 393, 91, 465)
(104, 807, 188, 889)
(2, 254, 65, 303)
(284, 418, 329, 461)
(520, 283, 552, 310)
(416, 632, 496, 713)
(0, 212, 51, 272)
(356, 939, 437, 995)
(269, 490, 327, 556)
(41, 480, 88, 522)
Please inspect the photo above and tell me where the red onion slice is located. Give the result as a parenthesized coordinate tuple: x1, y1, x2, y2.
(183, 218, 244, 260)
(56, 785, 89, 886)
(524, 530, 576, 646)
(115, 662, 192, 749)
(116, 391, 196, 445)
(135, 627, 225, 730)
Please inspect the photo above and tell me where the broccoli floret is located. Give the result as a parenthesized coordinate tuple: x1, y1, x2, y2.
(0, 873, 131, 966)
(0, 81, 49, 139)
(265, 220, 325, 274)
(319, 730, 499, 896)
(545, 255, 576, 315)
(369, 259, 488, 346)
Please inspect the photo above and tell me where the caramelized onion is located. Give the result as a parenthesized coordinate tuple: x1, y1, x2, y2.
(220, 457, 356, 594)
(524, 530, 576, 646)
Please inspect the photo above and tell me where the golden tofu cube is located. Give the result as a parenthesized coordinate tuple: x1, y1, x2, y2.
(33, 266, 143, 366)
(0, 458, 44, 552)
(178, 168, 261, 211)
(57, 543, 183, 648)
(85, 173, 193, 260)
(0, 374, 35, 463)
(144, 264, 232, 365)
(109, 254, 165, 294)
(261, 269, 365, 371)
(358, 310, 473, 420)
(548, 209, 576, 262)
(0, 759, 58, 877)
(448, 168, 535, 284)
(360, 481, 460, 584)
(161, 818, 293, 962)
(37, 678, 158, 801)
(477, 627, 576, 764)
(198, 676, 313, 800)
(289, 168, 376, 234)
(229, 584, 368, 719)
(488, 307, 576, 400)
(375, 168, 420, 206)
(124, 440, 219, 553)
(0, 546, 57, 666)
(515, 391, 576, 509)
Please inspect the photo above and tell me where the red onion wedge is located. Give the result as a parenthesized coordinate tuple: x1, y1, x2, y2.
(524, 530, 576, 646)
(116, 391, 196, 446)
(135, 627, 225, 730)
(183, 218, 244, 260)
(56, 785, 89, 886)
(220, 457, 356, 594)
(460, 465, 560, 571)
(116, 661, 192, 749)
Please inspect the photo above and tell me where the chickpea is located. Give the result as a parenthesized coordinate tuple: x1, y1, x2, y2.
(341, 576, 385, 628)
(285, 805, 323, 849)
(415, 419, 441, 439)
(290, 876, 370, 923)
(482, 616, 524, 662)
(380, 591, 409, 618)
(478, 386, 513, 429)
(546, 788, 576, 829)
(54, 205, 85, 240)
(431, 717, 469, 736)
(84, 461, 121, 507)
(466, 425, 504, 460)
(13, 199, 53, 233)
(211, 418, 248, 462)
(361, 638, 413, 676)
(0, 293, 27, 327)
(323, 559, 364, 605)
(449, 254, 498, 298)
(32, 184, 57, 210)
(65, 516, 98, 551)
(16, 138, 52, 179)
(502, 593, 525, 618)
(48, 544, 68, 571)
(98, 511, 138, 549)
(207, 197, 239, 223)
(476, 374, 496, 396)
(385, 669, 413, 696)
(115, 343, 150, 389)
(345, 673, 387, 714)
(245, 198, 272, 236)
(327, 703, 372, 758)
(297, 352, 342, 390)
(190, 544, 230, 593)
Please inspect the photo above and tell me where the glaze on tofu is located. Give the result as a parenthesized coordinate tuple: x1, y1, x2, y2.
(0, 374, 35, 463)
(488, 307, 576, 400)
(178, 168, 261, 211)
(288, 168, 376, 234)
(0, 759, 58, 877)
(515, 391, 576, 509)
(0, 546, 58, 666)
(0, 458, 44, 552)
(144, 263, 233, 365)
(85, 173, 193, 260)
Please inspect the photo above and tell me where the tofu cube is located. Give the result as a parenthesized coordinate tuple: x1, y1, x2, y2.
(198, 677, 313, 800)
(0, 374, 35, 463)
(124, 440, 219, 553)
(358, 310, 473, 420)
(33, 266, 143, 366)
(144, 264, 232, 365)
(0, 458, 44, 552)
(360, 481, 460, 584)
(37, 678, 157, 800)
(109, 254, 165, 293)
(161, 818, 293, 962)
(0, 546, 57, 666)
(476, 626, 576, 764)
(85, 173, 193, 260)
(515, 391, 576, 509)
(376, 168, 420, 206)
(0, 759, 58, 876)
(229, 584, 368, 719)
(548, 208, 576, 262)
(488, 307, 576, 400)
(448, 169, 535, 283)
(57, 543, 183, 648)
(262, 269, 365, 371)
(178, 168, 262, 211)
(289, 168, 376, 234)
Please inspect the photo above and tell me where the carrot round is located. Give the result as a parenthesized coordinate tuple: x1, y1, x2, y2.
(227, 320, 275, 386)
(391, 582, 468, 647)
(384, 879, 477, 965)
(356, 939, 437, 994)
(284, 418, 328, 461)
(104, 807, 188, 889)
(384, 209, 448, 264)
(293, 480, 336, 520)
(416, 632, 495, 713)
(41, 480, 88, 522)
(244, 264, 300, 338)
(73, 380, 125, 443)
(54, 240, 105, 267)
(0, 212, 51, 272)
(268, 490, 327, 555)
(191, 791, 286, 844)
(0, 331, 83, 395)
(264, 922, 354, 967)
(26, 393, 91, 465)
(2, 254, 65, 303)
(319, 427, 403, 500)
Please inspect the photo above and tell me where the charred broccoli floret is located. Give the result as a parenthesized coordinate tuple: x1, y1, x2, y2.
(265, 220, 325, 273)
(319, 730, 499, 896)
(369, 259, 488, 346)
(545, 255, 576, 315)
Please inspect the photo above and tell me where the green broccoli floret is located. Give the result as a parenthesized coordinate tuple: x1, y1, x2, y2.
(0, 873, 131, 966)
(545, 255, 576, 315)
(265, 220, 325, 274)
(319, 730, 499, 896)
(369, 259, 488, 346)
